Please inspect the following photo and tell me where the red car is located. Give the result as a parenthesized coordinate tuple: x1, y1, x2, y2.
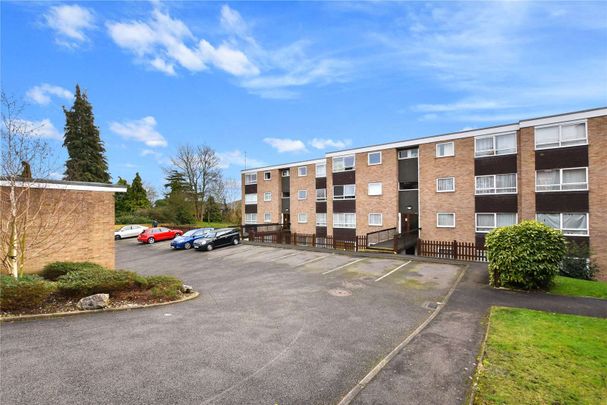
(137, 227, 183, 244)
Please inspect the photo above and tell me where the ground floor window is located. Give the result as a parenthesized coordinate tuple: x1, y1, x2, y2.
(298, 213, 308, 223)
(437, 213, 455, 228)
(316, 213, 327, 227)
(537, 213, 589, 236)
(333, 213, 356, 228)
(264, 213, 271, 223)
(245, 213, 257, 224)
(475, 213, 517, 233)
(368, 213, 383, 226)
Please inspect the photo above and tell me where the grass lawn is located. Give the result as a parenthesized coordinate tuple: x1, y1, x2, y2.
(473, 307, 607, 404)
(115, 221, 237, 231)
(550, 276, 607, 300)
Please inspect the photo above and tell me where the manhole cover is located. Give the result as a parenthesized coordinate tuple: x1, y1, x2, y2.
(328, 288, 352, 297)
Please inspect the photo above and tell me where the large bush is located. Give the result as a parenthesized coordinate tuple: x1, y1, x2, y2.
(0, 275, 57, 311)
(57, 268, 148, 297)
(115, 213, 153, 225)
(40, 261, 107, 281)
(485, 220, 567, 289)
(560, 241, 599, 280)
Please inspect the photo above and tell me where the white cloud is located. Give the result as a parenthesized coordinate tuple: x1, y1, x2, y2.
(263, 138, 307, 153)
(15, 119, 62, 140)
(109, 116, 167, 147)
(140, 149, 161, 157)
(45, 5, 95, 48)
(217, 150, 265, 169)
(26, 84, 73, 105)
(413, 100, 503, 113)
(309, 138, 352, 150)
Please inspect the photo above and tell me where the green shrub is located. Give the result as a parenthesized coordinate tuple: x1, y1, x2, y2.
(57, 268, 148, 297)
(560, 242, 599, 280)
(40, 261, 107, 281)
(146, 275, 183, 300)
(0, 275, 56, 311)
(485, 220, 567, 290)
(115, 214, 153, 225)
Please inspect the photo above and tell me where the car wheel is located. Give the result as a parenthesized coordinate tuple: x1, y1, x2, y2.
(206, 244, 214, 251)
(184, 242, 192, 250)
(148, 237, 155, 244)
(233, 237, 240, 245)
(115, 235, 121, 240)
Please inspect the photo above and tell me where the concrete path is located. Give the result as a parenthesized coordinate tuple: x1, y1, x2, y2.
(352, 263, 607, 404)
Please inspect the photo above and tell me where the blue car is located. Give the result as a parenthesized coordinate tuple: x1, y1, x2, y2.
(170, 228, 214, 250)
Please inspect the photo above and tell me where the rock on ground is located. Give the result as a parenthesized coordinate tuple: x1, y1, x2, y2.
(77, 294, 110, 310)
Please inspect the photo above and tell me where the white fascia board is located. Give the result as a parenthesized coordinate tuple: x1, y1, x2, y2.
(0, 180, 127, 193)
(520, 107, 607, 128)
(241, 158, 326, 174)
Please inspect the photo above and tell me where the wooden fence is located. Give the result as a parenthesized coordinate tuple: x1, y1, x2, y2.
(250, 231, 370, 252)
(417, 239, 487, 262)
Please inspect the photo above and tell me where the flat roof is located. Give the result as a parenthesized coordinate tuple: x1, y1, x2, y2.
(0, 177, 127, 193)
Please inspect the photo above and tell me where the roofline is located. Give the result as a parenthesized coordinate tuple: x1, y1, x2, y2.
(241, 158, 326, 174)
(0, 177, 127, 193)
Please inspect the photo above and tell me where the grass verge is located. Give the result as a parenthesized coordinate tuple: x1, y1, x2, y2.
(473, 307, 607, 404)
(550, 276, 607, 300)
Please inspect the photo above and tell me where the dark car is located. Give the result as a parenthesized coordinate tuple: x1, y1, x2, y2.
(193, 228, 240, 251)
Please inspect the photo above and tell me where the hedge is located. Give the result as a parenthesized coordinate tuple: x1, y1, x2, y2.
(57, 269, 148, 297)
(40, 261, 107, 281)
(0, 275, 57, 311)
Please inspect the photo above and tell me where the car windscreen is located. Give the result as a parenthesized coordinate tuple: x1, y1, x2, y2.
(203, 232, 216, 238)
(183, 230, 198, 237)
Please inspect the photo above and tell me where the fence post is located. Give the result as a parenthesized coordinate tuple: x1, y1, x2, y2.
(355, 236, 359, 252)
(312, 234, 316, 247)
(452, 240, 458, 260)
(293, 232, 297, 246)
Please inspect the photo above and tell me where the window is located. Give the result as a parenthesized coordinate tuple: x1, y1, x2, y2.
(368, 151, 382, 165)
(332, 155, 355, 172)
(535, 122, 587, 149)
(437, 213, 455, 228)
(368, 182, 382, 196)
(316, 188, 327, 201)
(282, 192, 290, 198)
(475, 174, 517, 194)
(244, 173, 257, 185)
(475, 213, 517, 233)
(475, 133, 517, 157)
(298, 190, 307, 200)
(316, 163, 326, 178)
(282, 169, 290, 177)
(244, 194, 257, 204)
(537, 213, 589, 236)
(333, 213, 356, 228)
(298, 213, 308, 223)
(245, 213, 257, 224)
(399, 181, 418, 190)
(264, 171, 271, 180)
(436, 142, 454, 157)
(264, 213, 271, 223)
(333, 184, 356, 200)
(368, 213, 383, 227)
(536, 167, 588, 192)
(316, 213, 327, 227)
(263, 192, 272, 201)
(436, 177, 455, 192)
(398, 148, 418, 159)
(298, 166, 308, 176)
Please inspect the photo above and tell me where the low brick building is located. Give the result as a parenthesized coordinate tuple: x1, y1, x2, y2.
(0, 178, 126, 274)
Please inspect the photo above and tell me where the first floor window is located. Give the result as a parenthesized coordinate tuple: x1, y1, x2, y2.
(368, 151, 382, 165)
(298, 190, 308, 200)
(282, 169, 290, 177)
(368, 182, 382, 196)
(333, 213, 356, 228)
(245, 173, 257, 185)
(399, 181, 418, 190)
(264, 213, 271, 223)
(245, 193, 257, 204)
(398, 148, 418, 159)
(298, 213, 308, 223)
(437, 213, 455, 228)
(537, 213, 589, 236)
(316, 213, 327, 226)
(298, 166, 308, 176)
(316, 163, 326, 177)
(475, 213, 517, 233)
(264, 171, 271, 180)
(536, 167, 587, 191)
(475, 173, 517, 194)
(475, 133, 517, 157)
(436, 142, 454, 157)
(264, 192, 272, 201)
(436, 177, 455, 192)
(368, 213, 383, 226)
(535, 122, 587, 149)
(245, 213, 257, 224)
(316, 188, 327, 201)
(332, 155, 355, 172)
(333, 184, 356, 199)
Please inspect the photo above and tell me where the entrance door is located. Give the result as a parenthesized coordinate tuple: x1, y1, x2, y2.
(401, 213, 418, 234)
(282, 213, 291, 230)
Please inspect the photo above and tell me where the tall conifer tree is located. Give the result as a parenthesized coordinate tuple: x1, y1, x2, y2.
(63, 85, 110, 182)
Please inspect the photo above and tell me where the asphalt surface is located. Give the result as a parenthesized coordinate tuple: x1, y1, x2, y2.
(0, 239, 463, 405)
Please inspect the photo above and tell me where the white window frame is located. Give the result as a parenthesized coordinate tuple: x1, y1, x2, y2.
(474, 132, 517, 157)
(333, 184, 356, 200)
(368, 182, 382, 196)
(436, 142, 455, 158)
(436, 177, 455, 193)
(298, 190, 308, 200)
(332, 155, 356, 172)
(244, 193, 258, 205)
(333, 213, 356, 229)
(398, 149, 418, 159)
(368, 151, 382, 166)
(244, 173, 257, 185)
(535, 167, 588, 192)
(475, 174, 517, 195)
(298, 166, 308, 177)
(315, 163, 326, 178)
(475, 213, 518, 233)
(244, 213, 257, 224)
(316, 188, 327, 201)
(536, 213, 589, 236)
(298, 213, 308, 223)
(368, 213, 383, 227)
(264, 212, 271, 223)
(263, 192, 272, 202)
(264, 171, 271, 181)
(282, 169, 290, 177)
(316, 213, 327, 227)
(535, 120, 588, 150)
(436, 213, 455, 228)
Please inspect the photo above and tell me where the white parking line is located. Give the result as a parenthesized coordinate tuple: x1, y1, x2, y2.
(374, 261, 411, 282)
(322, 258, 365, 275)
(274, 251, 299, 260)
(294, 255, 327, 268)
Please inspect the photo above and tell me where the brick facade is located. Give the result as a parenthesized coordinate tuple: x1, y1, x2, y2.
(588, 116, 607, 280)
(518, 127, 536, 220)
(289, 163, 317, 234)
(257, 169, 280, 224)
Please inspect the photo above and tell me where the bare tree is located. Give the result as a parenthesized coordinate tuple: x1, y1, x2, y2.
(142, 181, 158, 206)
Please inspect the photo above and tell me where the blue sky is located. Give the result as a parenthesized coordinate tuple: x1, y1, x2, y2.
(2, 1, 606, 194)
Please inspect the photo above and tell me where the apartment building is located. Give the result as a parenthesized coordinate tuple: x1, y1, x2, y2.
(242, 107, 607, 275)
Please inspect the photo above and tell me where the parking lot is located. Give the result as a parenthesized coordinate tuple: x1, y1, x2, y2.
(2, 239, 464, 404)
